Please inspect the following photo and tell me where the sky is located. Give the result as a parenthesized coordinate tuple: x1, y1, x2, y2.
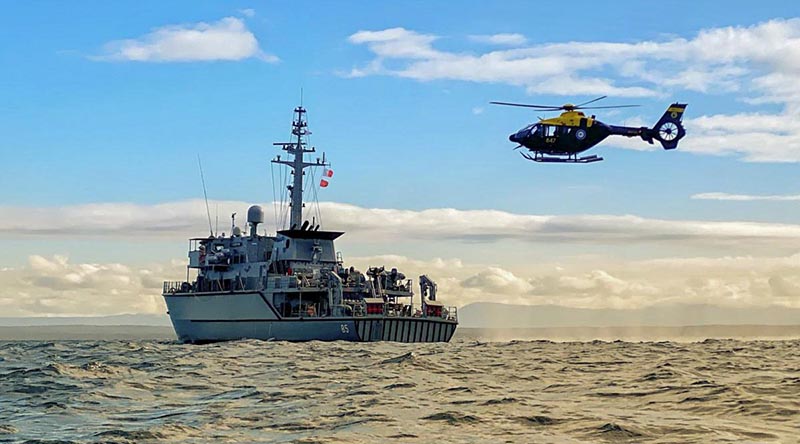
(2, 0, 800, 317)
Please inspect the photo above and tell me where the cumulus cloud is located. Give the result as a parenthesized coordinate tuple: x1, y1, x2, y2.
(4, 200, 800, 253)
(457, 255, 800, 309)
(673, 112, 800, 162)
(468, 33, 527, 46)
(4, 201, 800, 316)
(345, 27, 655, 97)
(347, 20, 800, 162)
(347, 20, 800, 98)
(462, 267, 533, 293)
(0, 255, 175, 317)
(692, 192, 800, 201)
(94, 17, 276, 62)
(4, 251, 799, 316)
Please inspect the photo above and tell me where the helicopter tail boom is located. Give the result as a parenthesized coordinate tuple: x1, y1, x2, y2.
(605, 103, 688, 149)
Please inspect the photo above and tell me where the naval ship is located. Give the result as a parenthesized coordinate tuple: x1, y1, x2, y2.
(162, 106, 458, 343)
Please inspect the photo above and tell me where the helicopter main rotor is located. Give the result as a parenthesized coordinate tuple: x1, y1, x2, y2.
(490, 95, 640, 112)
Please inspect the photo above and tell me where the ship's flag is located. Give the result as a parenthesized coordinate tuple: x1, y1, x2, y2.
(320, 168, 333, 187)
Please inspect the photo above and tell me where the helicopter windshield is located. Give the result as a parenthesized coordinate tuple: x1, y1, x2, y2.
(518, 123, 538, 136)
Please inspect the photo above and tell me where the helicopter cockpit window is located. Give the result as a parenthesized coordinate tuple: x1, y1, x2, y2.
(542, 125, 556, 137)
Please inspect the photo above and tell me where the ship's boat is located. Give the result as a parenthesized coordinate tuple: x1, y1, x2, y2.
(162, 106, 458, 343)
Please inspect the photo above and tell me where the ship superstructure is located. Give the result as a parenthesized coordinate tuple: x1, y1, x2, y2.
(162, 106, 458, 343)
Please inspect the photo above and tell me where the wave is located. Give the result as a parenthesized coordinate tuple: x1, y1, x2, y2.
(0, 338, 797, 442)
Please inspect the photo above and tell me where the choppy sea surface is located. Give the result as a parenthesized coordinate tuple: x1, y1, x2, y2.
(1, 338, 798, 443)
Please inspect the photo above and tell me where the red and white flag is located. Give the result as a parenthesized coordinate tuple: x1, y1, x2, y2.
(320, 168, 334, 187)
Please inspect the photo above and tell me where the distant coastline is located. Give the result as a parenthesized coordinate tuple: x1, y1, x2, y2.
(459, 302, 800, 329)
(456, 325, 800, 342)
(0, 325, 176, 341)
(1, 324, 798, 342)
(2, 303, 799, 341)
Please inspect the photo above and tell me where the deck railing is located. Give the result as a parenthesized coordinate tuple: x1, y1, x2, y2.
(445, 306, 458, 322)
(163, 281, 187, 293)
(163, 277, 264, 294)
(163, 280, 458, 322)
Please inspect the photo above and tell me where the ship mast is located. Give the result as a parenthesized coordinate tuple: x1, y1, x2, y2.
(272, 106, 329, 230)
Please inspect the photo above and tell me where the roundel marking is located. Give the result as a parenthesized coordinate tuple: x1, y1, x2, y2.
(670, 111, 679, 119)
(575, 129, 587, 140)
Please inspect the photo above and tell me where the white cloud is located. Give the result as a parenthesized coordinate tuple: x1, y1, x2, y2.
(4, 199, 800, 315)
(454, 254, 800, 309)
(347, 19, 800, 162)
(94, 17, 276, 62)
(462, 267, 533, 293)
(677, 112, 800, 162)
(4, 250, 800, 316)
(4, 200, 800, 253)
(0, 255, 175, 317)
(238, 8, 256, 18)
(348, 28, 439, 60)
(471, 106, 484, 115)
(692, 192, 800, 201)
(469, 33, 527, 46)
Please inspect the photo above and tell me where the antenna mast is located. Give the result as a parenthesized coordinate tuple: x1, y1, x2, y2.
(272, 106, 328, 230)
(197, 155, 213, 237)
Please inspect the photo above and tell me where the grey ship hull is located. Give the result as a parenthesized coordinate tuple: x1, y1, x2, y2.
(164, 292, 457, 343)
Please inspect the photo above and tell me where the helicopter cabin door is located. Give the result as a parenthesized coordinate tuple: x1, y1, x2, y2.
(541, 125, 557, 146)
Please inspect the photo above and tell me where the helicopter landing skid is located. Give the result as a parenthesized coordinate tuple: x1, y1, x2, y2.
(521, 152, 603, 164)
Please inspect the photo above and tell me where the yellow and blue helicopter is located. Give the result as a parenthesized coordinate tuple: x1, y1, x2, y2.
(491, 96, 687, 163)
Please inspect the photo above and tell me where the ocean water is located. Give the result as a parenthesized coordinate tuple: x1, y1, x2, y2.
(0, 339, 798, 443)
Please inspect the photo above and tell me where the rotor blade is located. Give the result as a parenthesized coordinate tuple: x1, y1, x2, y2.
(575, 104, 641, 110)
(489, 101, 562, 110)
(574, 96, 607, 107)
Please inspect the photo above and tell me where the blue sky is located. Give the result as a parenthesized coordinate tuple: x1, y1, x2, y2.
(2, 1, 800, 315)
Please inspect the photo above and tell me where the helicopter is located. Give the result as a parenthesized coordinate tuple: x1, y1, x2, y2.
(490, 96, 687, 163)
